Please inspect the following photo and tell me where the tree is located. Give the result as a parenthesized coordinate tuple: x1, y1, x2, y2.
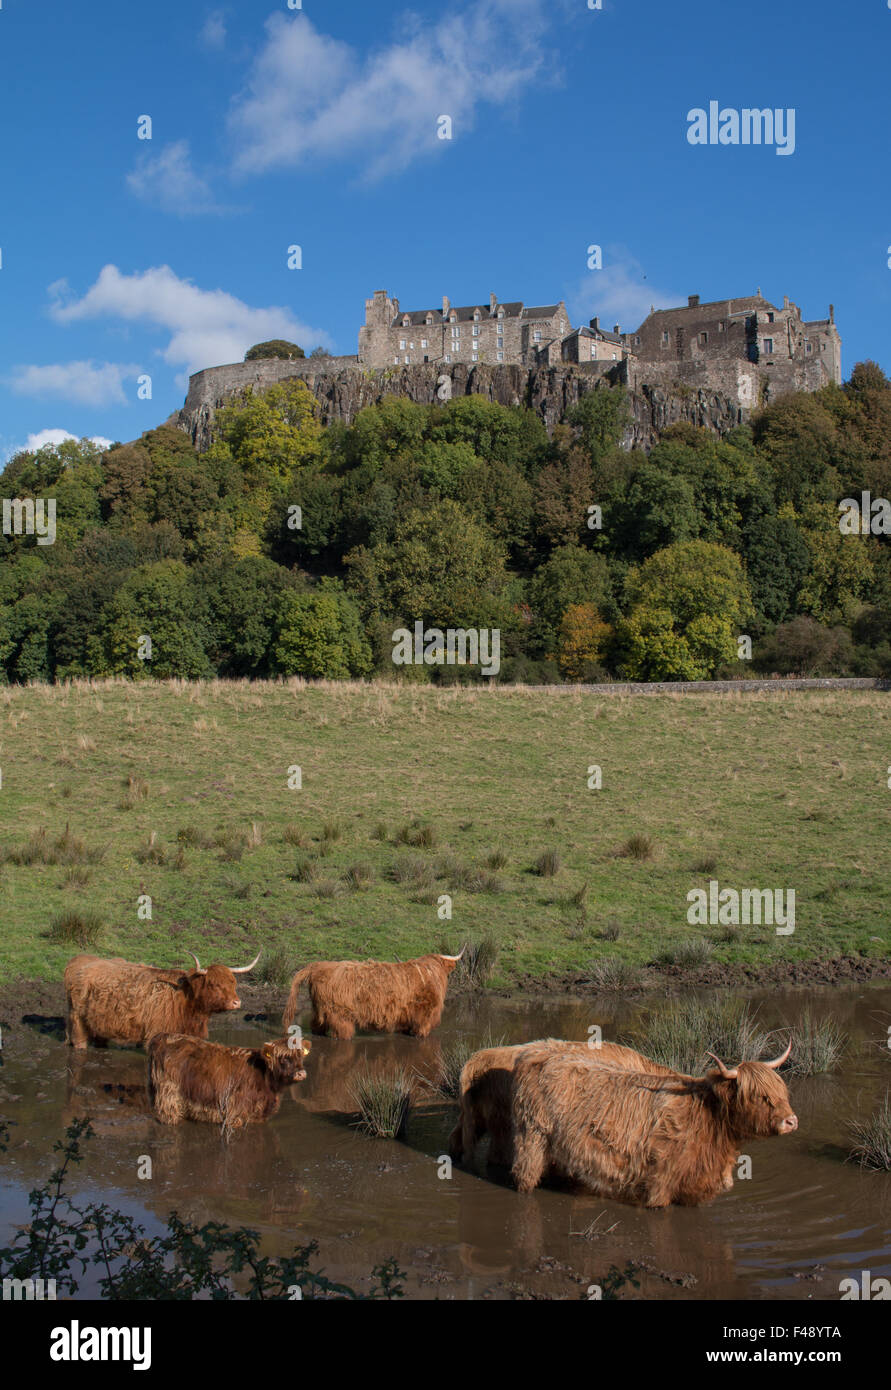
(274, 585, 372, 679)
(556, 604, 611, 681)
(345, 499, 511, 631)
(87, 561, 211, 679)
(617, 540, 753, 680)
(528, 544, 612, 656)
(566, 385, 631, 466)
(245, 340, 304, 361)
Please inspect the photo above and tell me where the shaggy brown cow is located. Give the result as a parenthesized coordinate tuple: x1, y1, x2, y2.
(148, 1033, 311, 1126)
(64, 950, 260, 1049)
(448, 1039, 676, 1167)
(510, 1040, 797, 1207)
(282, 949, 464, 1040)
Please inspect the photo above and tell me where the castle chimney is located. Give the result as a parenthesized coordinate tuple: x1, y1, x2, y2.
(783, 295, 790, 309)
(688, 294, 700, 308)
(442, 295, 450, 317)
(613, 324, 620, 335)
(490, 292, 497, 312)
(829, 303, 835, 323)
(590, 316, 599, 331)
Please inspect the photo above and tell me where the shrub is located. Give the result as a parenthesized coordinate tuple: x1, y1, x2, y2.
(532, 848, 560, 877)
(49, 910, 104, 948)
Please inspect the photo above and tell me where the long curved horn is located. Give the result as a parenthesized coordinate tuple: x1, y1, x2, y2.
(187, 952, 206, 974)
(439, 946, 466, 961)
(706, 1052, 738, 1080)
(763, 1037, 792, 1070)
(230, 951, 261, 975)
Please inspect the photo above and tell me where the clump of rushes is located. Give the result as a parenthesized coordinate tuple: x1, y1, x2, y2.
(533, 849, 560, 877)
(350, 1068, 412, 1138)
(585, 956, 642, 991)
(49, 910, 104, 948)
(657, 937, 714, 968)
(785, 1010, 847, 1076)
(847, 1093, 891, 1171)
(631, 997, 772, 1076)
(343, 862, 375, 890)
(397, 821, 436, 849)
(617, 833, 655, 861)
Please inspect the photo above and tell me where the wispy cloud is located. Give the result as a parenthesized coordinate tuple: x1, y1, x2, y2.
(7, 361, 141, 407)
(25, 428, 114, 452)
(229, 1, 554, 182)
(126, 141, 232, 217)
(568, 249, 683, 335)
(199, 9, 227, 51)
(47, 264, 330, 382)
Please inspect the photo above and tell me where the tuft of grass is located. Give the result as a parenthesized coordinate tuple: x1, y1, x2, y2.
(258, 948, 295, 990)
(7, 825, 104, 867)
(371, 822, 389, 842)
(600, 918, 621, 942)
(617, 833, 655, 862)
(118, 776, 149, 811)
(657, 937, 714, 968)
(321, 820, 343, 843)
(135, 832, 166, 866)
(350, 1068, 412, 1139)
(532, 848, 560, 878)
(343, 862, 375, 891)
(485, 849, 508, 870)
(49, 910, 104, 948)
(294, 855, 320, 884)
(847, 1093, 891, 1171)
(391, 856, 435, 890)
(397, 820, 437, 849)
(216, 834, 245, 863)
(313, 878, 341, 899)
(430, 1029, 508, 1100)
(60, 867, 91, 891)
(176, 826, 213, 848)
(445, 934, 499, 988)
(585, 956, 642, 991)
(171, 846, 189, 873)
(785, 1010, 847, 1076)
(630, 997, 774, 1076)
(692, 854, 719, 875)
(283, 824, 309, 848)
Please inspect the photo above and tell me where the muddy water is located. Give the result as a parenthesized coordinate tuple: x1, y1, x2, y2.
(1, 985, 890, 1301)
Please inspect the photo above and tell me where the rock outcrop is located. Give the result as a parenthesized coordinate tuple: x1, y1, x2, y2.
(175, 356, 753, 454)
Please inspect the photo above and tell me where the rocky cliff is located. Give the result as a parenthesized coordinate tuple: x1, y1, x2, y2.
(175, 357, 752, 454)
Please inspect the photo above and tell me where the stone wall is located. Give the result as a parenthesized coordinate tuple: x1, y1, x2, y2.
(175, 356, 783, 454)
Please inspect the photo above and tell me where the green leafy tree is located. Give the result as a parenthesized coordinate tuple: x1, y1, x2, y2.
(274, 584, 372, 678)
(245, 340, 304, 360)
(87, 560, 211, 678)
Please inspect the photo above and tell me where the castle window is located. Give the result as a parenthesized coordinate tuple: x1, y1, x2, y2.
(421, 338, 428, 348)
(444, 353, 451, 363)
(661, 331, 669, 346)
(393, 357, 399, 364)
(699, 332, 708, 346)
(767, 313, 774, 323)
(533, 330, 541, 342)
(400, 338, 407, 350)
(763, 338, 774, 354)
(473, 325, 480, 337)
(451, 326, 459, 339)
(404, 356, 410, 364)
(473, 311, 480, 320)
(472, 353, 479, 362)
(497, 351, 504, 361)
(805, 341, 812, 353)
(634, 336, 640, 346)
(498, 309, 504, 318)
(426, 314, 433, 325)
(591, 346, 597, 358)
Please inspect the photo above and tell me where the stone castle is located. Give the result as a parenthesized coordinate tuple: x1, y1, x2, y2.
(358, 287, 841, 390)
(175, 285, 842, 452)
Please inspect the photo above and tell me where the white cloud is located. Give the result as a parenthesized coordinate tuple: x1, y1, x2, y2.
(126, 141, 229, 216)
(229, 2, 553, 181)
(200, 10, 227, 51)
(25, 428, 114, 452)
(568, 250, 683, 336)
(47, 264, 329, 381)
(8, 360, 141, 407)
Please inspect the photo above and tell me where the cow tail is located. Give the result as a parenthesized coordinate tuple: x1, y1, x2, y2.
(282, 965, 314, 1029)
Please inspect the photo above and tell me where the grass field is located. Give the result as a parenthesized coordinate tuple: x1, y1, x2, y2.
(0, 679, 889, 986)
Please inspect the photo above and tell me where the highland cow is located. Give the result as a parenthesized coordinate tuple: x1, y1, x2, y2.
(448, 1039, 676, 1167)
(64, 951, 260, 1049)
(283, 950, 464, 1040)
(510, 1040, 797, 1206)
(148, 1033, 310, 1126)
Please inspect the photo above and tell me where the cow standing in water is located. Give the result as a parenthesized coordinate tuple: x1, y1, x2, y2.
(148, 1034, 311, 1126)
(510, 1040, 796, 1206)
(449, 1039, 678, 1168)
(283, 950, 464, 1039)
(64, 951, 260, 1049)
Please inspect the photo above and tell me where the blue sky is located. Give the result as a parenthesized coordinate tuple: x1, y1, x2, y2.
(1, 0, 888, 457)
